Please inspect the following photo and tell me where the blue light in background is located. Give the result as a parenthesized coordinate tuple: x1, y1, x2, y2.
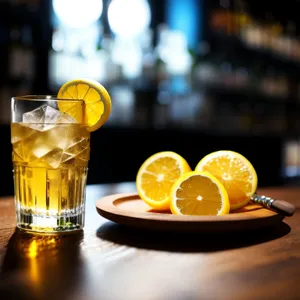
(166, 0, 202, 51)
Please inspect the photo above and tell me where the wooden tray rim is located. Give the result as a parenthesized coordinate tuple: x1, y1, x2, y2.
(96, 192, 282, 223)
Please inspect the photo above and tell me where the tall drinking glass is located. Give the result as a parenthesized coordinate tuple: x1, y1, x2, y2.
(11, 96, 90, 233)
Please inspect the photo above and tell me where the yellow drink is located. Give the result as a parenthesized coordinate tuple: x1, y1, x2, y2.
(11, 122, 90, 232)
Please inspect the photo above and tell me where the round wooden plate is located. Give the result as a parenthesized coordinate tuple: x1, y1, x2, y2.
(96, 193, 285, 233)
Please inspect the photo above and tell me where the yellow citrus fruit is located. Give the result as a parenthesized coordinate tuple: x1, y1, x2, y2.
(57, 78, 111, 132)
(170, 171, 230, 216)
(136, 151, 191, 210)
(195, 150, 258, 210)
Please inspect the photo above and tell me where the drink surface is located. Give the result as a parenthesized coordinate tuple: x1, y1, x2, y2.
(11, 122, 91, 231)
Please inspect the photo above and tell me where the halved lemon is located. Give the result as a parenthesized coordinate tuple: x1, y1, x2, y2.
(170, 171, 230, 216)
(195, 150, 258, 210)
(136, 151, 191, 210)
(57, 78, 111, 132)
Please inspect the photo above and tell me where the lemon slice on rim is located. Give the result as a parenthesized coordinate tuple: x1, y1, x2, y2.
(57, 79, 111, 131)
(170, 171, 230, 216)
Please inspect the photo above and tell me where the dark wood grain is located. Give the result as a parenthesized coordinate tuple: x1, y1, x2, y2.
(1, 183, 300, 300)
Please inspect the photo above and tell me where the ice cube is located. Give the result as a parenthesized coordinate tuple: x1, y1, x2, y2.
(22, 104, 75, 131)
(32, 144, 53, 158)
(39, 148, 64, 168)
(47, 119, 77, 150)
(57, 113, 76, 123)
(11, 123, 34, 144)
(23, 104, 60, 123)
(65, 137, 89, 155)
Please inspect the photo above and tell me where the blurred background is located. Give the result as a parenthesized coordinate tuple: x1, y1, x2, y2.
(1, 0, 300, 196)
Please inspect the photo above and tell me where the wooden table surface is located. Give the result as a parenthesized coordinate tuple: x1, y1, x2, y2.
(1, 183, 300, 300)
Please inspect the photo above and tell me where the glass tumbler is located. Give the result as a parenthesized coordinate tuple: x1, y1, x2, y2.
(11, 96, 90, 233)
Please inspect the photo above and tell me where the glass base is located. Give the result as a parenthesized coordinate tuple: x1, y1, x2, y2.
(16, 207, 85, 234)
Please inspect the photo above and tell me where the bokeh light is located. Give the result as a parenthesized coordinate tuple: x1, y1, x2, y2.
(108, 0, 151, 38)
(53, 0, 103, 28)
